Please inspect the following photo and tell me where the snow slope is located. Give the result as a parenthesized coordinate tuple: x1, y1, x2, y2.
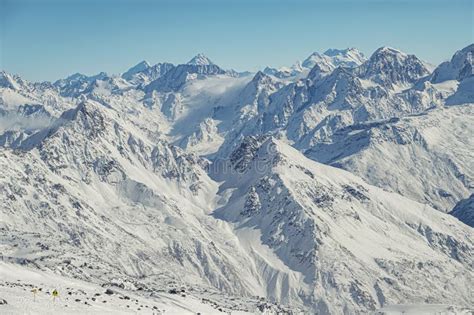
(373, 304, 473, 315)
(211, 137, 474, 313)
(0, 99, 297, 313)
(0, 262, 254, 314)
(305, 105, 474, 212)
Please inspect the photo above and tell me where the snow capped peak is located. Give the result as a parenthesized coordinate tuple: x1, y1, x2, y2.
(145, 57, 225, 92)
(61, 72, 107, 83)
(430, 43, 474, 83)
(262, 61, 306, 80)
(301, 51, 328, 69)
(306, 63, 333, 81)
(366, 46, 410, 67)
(136, 60, 151, 69)
(68, 72, 88, 81)
(264, 49, 364, 81)
(122, 60, 151, 79)
(95, 71, 108, 78)
(0, 71, 22, 90)
(287, 60, 304, 73)
(323, 47, 366, 67)
(323, 48, 347, 56)
(361, 46, 430, 86)
(251, 70, 273, 84)
(187, 53, 215, 66)
(366, 46, 407, 64)
(323, 47, 359, 57)
(262, 66, 279, 76)
(52, 72, 109, 97)
(122, 62, 175, 85)
(372, 46, 406, 56)
(61, 100, 99, 121)
(302, 48, 366, 71)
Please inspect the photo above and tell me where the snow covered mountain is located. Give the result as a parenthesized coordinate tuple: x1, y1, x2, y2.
(212, 136, 473, 313)
(302, 47, 366, 70)
(0, 99, 297, 313)
(257, 46, 435, 146)
(121, 61, 175, 86)
(144, 55, 227, 93)
(305, 104, 473, 212)
(264, 48, 366, 80)
(299, 46, 474, 212)
(208, 45, 472, 212)
(356, 47, 430, 88)
(187, 53, 216, 66)
(121, 60, 151, 79)
(54, 72, 110, 97)
(430, 44, 474, 83)
(1, 46, 473, 314)
(0, 71, 25, 91)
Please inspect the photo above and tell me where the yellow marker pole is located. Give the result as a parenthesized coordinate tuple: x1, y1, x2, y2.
(52, 289, 59, 302)
(31, 288, 38, 302)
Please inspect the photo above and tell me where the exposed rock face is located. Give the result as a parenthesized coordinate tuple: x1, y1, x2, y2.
(357, 47, 430, 88)
(450, 194, 474, 227)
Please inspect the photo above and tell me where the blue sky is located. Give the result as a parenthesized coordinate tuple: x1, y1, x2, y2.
(0, 0, 472, 81)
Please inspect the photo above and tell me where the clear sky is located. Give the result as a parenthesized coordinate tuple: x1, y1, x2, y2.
(0, 0, 472, 82)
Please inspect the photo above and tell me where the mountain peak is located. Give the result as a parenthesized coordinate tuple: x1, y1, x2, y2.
(122, 60, 151, 80)
(366, 46, 410, 67)
(430, 43, 474, 83)
(187, 53, 215, 66)
(371, 46, 407, 58)
(323, 47, 359, 56)
(0, 71, 21, 90)
(303, 48, 366, 70)
(362, 46, 429, 86)
(64, 72, 87, 81)
(249, 71, 277, 87)
(302, 52, 333, 70)
(137, 60, 151, 67)
(252, 70, 269, 82)
(128, 60, 150, 72)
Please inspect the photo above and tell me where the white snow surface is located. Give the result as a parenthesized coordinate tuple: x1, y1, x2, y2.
(373, 304, 473, 315)
(0, 262, 254, 314)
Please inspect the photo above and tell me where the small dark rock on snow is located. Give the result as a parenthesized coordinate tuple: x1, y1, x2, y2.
(104, 289, 114, 295)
